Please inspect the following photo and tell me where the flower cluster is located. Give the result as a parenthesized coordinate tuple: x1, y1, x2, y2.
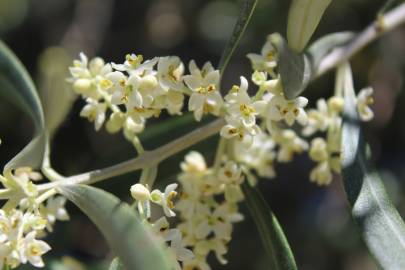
(176, 152, 244, 270)
(71, 32, 376, 270)
(130, 182, 194, 270)
(0, 168, 69, 269)
(68, 53, 224, 146)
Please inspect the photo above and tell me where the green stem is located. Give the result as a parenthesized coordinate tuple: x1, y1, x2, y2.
(29, 118, 226, 193)
(213, 138, 227, 171)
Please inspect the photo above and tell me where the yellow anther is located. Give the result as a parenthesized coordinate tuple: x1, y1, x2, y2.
(166, 191, 177, 209)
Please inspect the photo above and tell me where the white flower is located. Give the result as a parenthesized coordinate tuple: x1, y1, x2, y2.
(251, 71, 281, 95)
(195, 238, 229, 265)
(112, 54, 158, 76)
(14, 167, 42, 183)
(273, 130, 308, 162)
(80, 99, 107, 131)
(356, 87, 374, 121)
(220, 116, 260, 145)
(69, 53, 112, 99)
(218, 161, 243, 185)
(20, 231, 51, 267)
(164, 90, 184, 115)
(266, 94, 308, 126)
(180, 151, 207, 173)
(309, 138, 328, 162)
(45, 196, 69, 227)
(310, 161, 333, 186)
(0, 210, 23, 242)
(23, 213, 47, 232)
(195, 204, 243, 241)
(224, 76, 266, 128)
(0, 210, 10, 243)
(151, 184, 178, 217)
(130, 184, 151, 202)
(302, 98, 330, 136)
(157, 56, 184, 91)
(184, 60, 223, 121)
(167, 229, 194, 262)
(234, 133, 277, 178)
(308, 137, 340, 186)
(182, 255, 211, 270)
(247, 39, 277, 74)
(112, 53, 143, 72)
(107, 72, 144, 111)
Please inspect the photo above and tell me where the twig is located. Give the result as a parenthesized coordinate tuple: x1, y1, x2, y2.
(36, 118, 226, 191)
(314, 3, 405, 78)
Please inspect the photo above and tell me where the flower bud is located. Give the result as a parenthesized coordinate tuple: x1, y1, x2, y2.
(309, 138, 328, 162)
(89, 57, 105, 74)
(130, 184, 150, 201)
(73, 78, 92, 94)
(328, 96, 344, 113)
(106, 112, 126, 134)
(139, 74, 158, 91)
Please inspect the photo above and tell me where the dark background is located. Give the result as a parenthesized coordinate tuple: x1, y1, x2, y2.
(0, 0, 404, 269)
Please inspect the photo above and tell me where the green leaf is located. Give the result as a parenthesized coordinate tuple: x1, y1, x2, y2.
(307, 31, 354, 71)
(287, 0, 332, 52)
(60, 185, 175, 270)
(378, 0, 405, 15)
(340, 63, 405, 269)
(242, 183, 297, 270)
(270, 33, 311, 100)
(218, 0, 258, 74)
(108, 257, 124, 270)
(38, 47, 76, 138)
(0, 40, 45, 172)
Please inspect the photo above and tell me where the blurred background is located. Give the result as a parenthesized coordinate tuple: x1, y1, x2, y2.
(0, 0, 404, 269)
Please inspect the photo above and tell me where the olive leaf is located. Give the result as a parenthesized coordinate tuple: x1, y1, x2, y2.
(287, 0, 332, 52)
(38, 47, 76, 138)
(60, 184, 175, 270)
(270, 33, 312, 100)
(307, 31, 354, 71)
(218, 0, 258, 74)
(273, 32, 355, 99)
(242, 183, 297, 270)
(340, 63, 405, 269)
(0, 40, 45, 172)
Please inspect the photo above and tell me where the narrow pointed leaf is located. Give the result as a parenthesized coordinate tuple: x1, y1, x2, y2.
(218, 0, 258, 74)
(307, 31, 354, 71)
(340, 63, 405, 269)
(60, 185, 175, 270)
(38, 47, 76, 138)
(270, 33, 311, 99)
(242, 183, 297, 270)
(0, 40, 45, 172)
(287, 0, 332, 52)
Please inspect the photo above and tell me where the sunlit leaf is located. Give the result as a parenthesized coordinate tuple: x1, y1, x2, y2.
(270, 33, 311, 99)
(38, 47, 76, 138)
(242, 183, 297, 270)
(218, 0, 258, 74)
(340, 63, 405, 269)
(287, 0, 332, 52)
(60, 184, 175, 270)
(0, 39, 45, 172)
